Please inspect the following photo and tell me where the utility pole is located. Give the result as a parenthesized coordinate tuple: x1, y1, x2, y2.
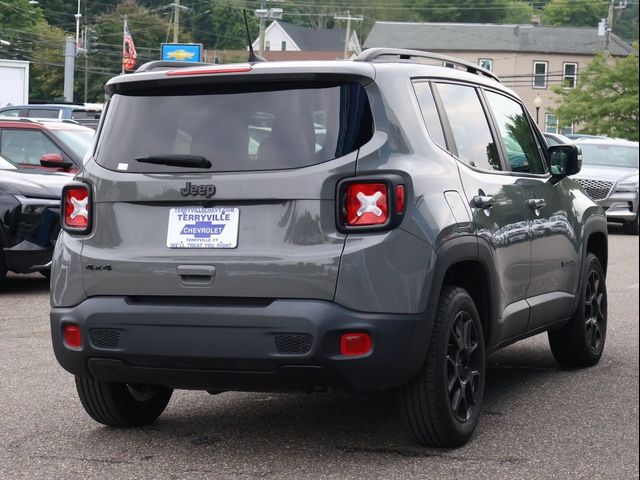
(255, 1, 283, 57)
(604, 0, 627, 55)
(334, 11, 362, 59)
(173, 0, 180, 43)
(64, 37, 75, 102)
(75, 0, 82, 50)
(258, 0, 266, 56)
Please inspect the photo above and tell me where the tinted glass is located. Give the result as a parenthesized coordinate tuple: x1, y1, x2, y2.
(27, 109, 59, 119)
(413, 82, 446, 150)
(485, 91, 547, 174)
(95, 83, 373, 173)
(0, 109, 20, 117)
(579, 143, 639, 168)
(436, 83, 501, 171)
(53, 129, 94, 161)
(0, 129, 63, 165)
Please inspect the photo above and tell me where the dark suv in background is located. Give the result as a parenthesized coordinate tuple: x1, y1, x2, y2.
(50, 49, 608, 447)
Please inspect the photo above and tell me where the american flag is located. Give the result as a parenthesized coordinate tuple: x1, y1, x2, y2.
(122, 18, 137, 72)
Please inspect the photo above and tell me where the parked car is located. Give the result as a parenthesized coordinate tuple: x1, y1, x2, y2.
(50, 50, 608, 448)
(564, 133, 606, 140)
(0, 154, 71, 283)
(543, 132, 573, 146)
(571, 137, 639, 235)
(0, 103, 102, 129)
(0, 119, 94, 173)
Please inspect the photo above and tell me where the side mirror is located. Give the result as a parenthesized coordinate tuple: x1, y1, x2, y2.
(40, 153, 74, 171)
(549, 144, 582, 177)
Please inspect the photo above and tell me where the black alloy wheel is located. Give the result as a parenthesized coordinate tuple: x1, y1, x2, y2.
(401, 286, 485, 448)
(446, 311, 483, 422)
(548, 253, 607, 367)
(584, 269, 606, 353)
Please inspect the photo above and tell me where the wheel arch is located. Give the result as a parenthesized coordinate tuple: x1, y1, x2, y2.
(426, 236, 499, 348)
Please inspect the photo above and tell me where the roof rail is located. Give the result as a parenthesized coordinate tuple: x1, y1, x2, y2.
(354, 48, 500, 83)
(135, 60, 210, 73)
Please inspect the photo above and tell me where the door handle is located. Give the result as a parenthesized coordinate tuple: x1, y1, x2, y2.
(527, 198, 547, 209)
(473, 195, 495, 209)
(177, 265, 216, 286)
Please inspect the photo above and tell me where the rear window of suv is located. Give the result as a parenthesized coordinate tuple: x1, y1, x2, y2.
(95, 82, 373, 173)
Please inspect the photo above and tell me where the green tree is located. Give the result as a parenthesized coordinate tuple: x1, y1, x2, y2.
(195, 0, 258, 50)
(541, 0, 607, 27)
(552, 44, 639, 141)
(85, 0, 178, 101)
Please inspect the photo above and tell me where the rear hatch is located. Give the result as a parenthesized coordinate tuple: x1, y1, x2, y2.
(80, 67, 374, 300)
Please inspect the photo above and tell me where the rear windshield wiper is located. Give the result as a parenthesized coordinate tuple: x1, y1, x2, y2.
(135, 155, 211, 169)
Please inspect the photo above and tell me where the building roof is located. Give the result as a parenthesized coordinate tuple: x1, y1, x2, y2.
(275, 21, 348, 51)
(364, 22, 634, 56)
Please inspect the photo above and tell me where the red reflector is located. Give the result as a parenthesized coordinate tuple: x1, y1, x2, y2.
(63, 185, 90, 232)
(345, 183, 388, 226)
(396, 185, 405, 214)
(63, 325, 82, 348)
(340, 333, 372, 356)
(166, 65, 252, 76)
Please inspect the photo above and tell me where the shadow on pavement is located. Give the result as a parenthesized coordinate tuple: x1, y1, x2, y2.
(1, 273, 50, 295)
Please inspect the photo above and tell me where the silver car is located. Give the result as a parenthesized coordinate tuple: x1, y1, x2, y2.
(572, 138, 639, 235)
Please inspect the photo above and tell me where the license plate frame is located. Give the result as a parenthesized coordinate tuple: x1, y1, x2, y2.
(166, 207, 239, 249)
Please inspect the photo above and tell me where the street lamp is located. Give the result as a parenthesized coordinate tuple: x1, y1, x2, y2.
(534, 94, 543, 126)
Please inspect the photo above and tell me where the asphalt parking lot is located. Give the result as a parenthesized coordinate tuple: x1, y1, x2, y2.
(0, 226, 638, 480)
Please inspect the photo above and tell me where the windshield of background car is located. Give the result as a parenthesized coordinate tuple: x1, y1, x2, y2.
(95, 82, 373, 173)
(579, 143, 639, 168)
(53, 129, 94, 160)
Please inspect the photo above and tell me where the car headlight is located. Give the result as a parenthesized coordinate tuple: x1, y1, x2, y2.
(615, 174, 639, 192)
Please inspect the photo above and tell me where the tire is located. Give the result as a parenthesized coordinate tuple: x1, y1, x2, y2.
(75, 376, 173, 427)
(622, 212, 639, 235)
(0, 250, 7, 286)
(401, 286, 486, 448)
(548, 253, 607, 367)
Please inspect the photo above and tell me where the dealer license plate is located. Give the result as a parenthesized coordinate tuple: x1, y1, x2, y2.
(166, 207, 239, 249)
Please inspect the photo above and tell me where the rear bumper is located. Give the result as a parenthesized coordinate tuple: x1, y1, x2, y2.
(51, 297, 430, 392)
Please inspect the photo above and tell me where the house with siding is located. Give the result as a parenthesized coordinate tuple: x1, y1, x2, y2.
(364, 21, 633, 134)
(251, 21, 361, 61)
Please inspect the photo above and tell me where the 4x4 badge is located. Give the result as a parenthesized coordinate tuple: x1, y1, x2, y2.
(180, 182, 216, 198)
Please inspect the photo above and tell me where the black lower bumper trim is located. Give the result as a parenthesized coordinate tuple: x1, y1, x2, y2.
(51, 297, 432, 392)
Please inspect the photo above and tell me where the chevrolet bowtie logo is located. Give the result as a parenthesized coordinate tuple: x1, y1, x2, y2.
(356, 191, 383, 217)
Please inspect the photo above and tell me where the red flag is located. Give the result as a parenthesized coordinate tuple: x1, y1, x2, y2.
(122, 18, 137, 72)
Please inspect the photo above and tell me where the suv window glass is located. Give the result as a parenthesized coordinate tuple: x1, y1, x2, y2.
(485, 91, 547, 174)
(95, 82, 373, 173)
(0, 109, 20, 117)
(435, 83, 501, 171)
(0, 129, 63, 165)
(413, 82, 446, 150)
(27, 109, 59, 119)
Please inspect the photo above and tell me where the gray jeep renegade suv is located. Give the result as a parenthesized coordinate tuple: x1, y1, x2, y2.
(50, 49, 608, 448)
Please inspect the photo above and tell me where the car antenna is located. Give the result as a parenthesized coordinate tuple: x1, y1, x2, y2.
(243, 9, 265, 63)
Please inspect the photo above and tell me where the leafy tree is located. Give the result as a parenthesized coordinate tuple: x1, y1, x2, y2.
(613, 2, 639, 43)
(552, 44, 639, 140)
(193, 0, 258, 50)
(85, 0, 178, 101)
(541, 0, 607, 27)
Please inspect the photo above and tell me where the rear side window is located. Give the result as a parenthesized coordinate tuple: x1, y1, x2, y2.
(413, 82, 447, 150)
(435, 83, 501, 171)
(27, 109, 59, 119)
(95, 82, 373, 173)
